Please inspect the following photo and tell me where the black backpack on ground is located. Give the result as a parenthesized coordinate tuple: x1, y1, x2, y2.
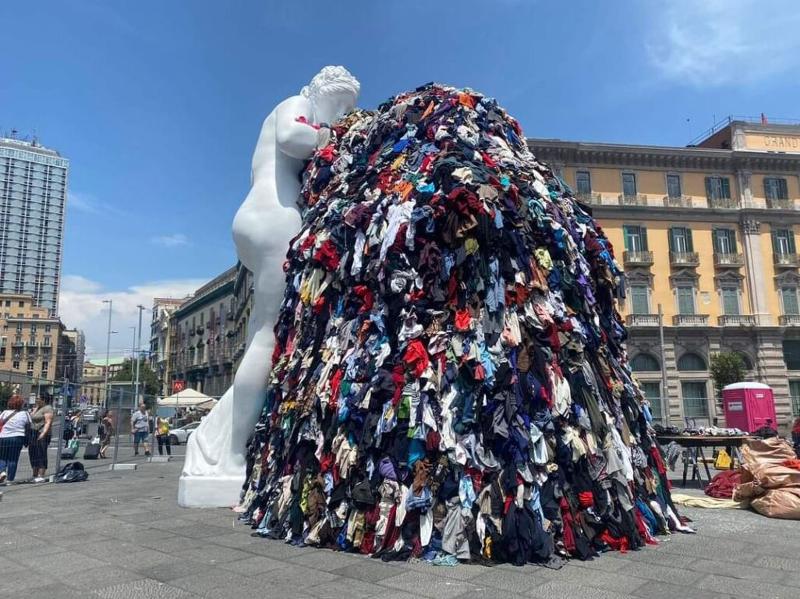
(54, 462, 89, 483)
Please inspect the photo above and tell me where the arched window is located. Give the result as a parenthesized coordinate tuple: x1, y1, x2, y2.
(677, 352, 707, 371)
(630, 353, 660, 372)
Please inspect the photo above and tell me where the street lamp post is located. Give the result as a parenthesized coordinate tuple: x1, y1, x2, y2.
(102, 300, 113, 410)
(134, 305, 145, 406)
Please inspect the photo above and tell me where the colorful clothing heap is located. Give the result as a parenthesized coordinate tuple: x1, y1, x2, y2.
(237, 83, 687, 565)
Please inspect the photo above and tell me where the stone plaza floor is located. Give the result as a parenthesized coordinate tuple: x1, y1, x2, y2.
(2, 456, 800, 599)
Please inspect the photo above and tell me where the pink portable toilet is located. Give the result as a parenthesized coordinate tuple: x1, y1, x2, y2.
(722, 382, 776, 432)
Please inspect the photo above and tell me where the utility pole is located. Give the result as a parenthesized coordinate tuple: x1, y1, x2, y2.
(102, 299, 113, 410)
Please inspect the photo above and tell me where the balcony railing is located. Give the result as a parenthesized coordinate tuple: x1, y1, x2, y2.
(774, 253, 799, 268)
(767, 198, 794, 210)
(713, 252, 744, 267)
(623, 250, 654, 266)
(575, 192, 602, 204)
(670, 251, 700, 266)
(708, 197, 739, 209)
(672, 314, 709, 326)
(779, 314, 800, 326)
(718, 315, 756, 326)
(625, 314, 661, 327)
(663, 195, 693, 208)
(618, 193, 648, 206)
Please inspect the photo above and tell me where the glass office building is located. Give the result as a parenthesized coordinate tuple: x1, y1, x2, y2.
(0, 136, 68, 315)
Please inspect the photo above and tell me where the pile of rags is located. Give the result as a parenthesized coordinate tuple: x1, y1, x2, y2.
(237, 83, 689, 566)
(734, 437, 800, 519)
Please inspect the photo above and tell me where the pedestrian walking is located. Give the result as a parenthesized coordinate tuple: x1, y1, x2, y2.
(28, 396, 54, 482)
(0, 395, 32, 484)
(155, 415, 172, 456)
(131, 402, 150, 456)
(99, 410, 114, 459)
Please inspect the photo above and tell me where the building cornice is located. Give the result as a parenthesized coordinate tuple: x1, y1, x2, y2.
(528, 138, 800, 173)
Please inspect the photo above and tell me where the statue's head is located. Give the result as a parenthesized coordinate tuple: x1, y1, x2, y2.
(301, 66, 360, 124)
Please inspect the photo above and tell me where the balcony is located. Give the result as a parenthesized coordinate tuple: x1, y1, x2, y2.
(575, 192, 602, 205)
(779, 315, 800, 326)
(663, 195, 693, 208)
(718, 315, 756, 326)
(618, 193, 648, 206)
(669, 251, 700, 267)
(625, 314, 661, 327)
(774, 253, 799, 268)
(672, 314, 709, 326)
(623, 250, 654, 266)
(767, 198, 794, 210)
(708, 197, 739, 209)
(713, 252, 744, 267)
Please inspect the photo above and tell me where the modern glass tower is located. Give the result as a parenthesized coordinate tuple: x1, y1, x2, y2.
(0, 135, 68, 315)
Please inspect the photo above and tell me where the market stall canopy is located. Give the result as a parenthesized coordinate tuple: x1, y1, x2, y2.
(195, 398, 218, 412)
(157, 388, 214, 407)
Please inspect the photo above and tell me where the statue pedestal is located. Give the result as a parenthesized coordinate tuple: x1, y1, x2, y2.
(178, 473, 244, 508)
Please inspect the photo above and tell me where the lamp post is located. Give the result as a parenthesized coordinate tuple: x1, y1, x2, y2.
(102, 300, 113, 410)
(134, 305, 145, 406)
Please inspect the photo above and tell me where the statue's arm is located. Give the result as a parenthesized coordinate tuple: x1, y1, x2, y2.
(275, 96, 320, 160)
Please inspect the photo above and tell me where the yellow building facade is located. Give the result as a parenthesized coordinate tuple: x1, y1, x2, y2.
(531, 119, 800, 430)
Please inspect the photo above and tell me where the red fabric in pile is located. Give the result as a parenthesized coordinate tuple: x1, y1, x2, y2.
(705, 469, 742, 499)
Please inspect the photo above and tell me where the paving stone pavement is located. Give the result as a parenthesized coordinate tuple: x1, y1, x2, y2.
(2, 458, 800, 598)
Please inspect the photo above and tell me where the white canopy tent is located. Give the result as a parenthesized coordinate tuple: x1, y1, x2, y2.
(157, 388, 216, 408)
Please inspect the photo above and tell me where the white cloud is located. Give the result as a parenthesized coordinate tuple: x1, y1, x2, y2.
(59, 275, 205, 359)
(68, 191, 127, 217)
(646, 0, 800, 86)
(151, 233, 190, 248)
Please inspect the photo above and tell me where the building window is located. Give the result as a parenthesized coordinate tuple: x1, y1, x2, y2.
(772, 228, 796, 256)
(705, 176, 731, 200)
(790, 380, 800, 416)
(764, 177, 788, 200)
(677, 352, 706, 371)
(713, 229, 737, 254)
(18, 301, 24, 308)
(12, 360, 19, 370)
(782, 287, 800, 315)
(721, 287, 740, 315)
(666, 174, 682, 198)
(676, 286, 695, 315)
(669, 227, 693, 253)
(41, 360, 48, 371)
(622, 225, 648, 252)
(630, 353, 660, 371)
(682, 381, 709, 418)
(784, 340, 800, 370)
(575, 170, 591, 195)
(622, 172, 637, 197)
(640, 381, 663, 421)
(630, 285, 650, 314)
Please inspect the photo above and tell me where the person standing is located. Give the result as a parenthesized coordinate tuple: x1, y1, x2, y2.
(99, 410, 114, 459)
(156, 415, 172, 456)
(28, 396, 54, 482)
(131, 402, 150, 456)
(0, 395, 32, 483)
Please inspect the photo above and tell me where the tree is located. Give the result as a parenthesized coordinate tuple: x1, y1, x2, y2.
(709, 352, 747, 396)
(111, 358, 161, 405)
(0, 383, 12, 411)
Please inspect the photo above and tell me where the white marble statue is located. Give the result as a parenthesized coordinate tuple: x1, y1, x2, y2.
(179, 66, 360, 507)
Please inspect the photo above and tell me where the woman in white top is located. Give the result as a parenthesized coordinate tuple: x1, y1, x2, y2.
(0, 394, 32, 483)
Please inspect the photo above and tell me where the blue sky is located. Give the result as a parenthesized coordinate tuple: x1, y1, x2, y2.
(3, 0, 800, 356)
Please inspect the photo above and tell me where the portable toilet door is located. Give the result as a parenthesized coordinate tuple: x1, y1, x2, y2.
(722, 382, 776, 432)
